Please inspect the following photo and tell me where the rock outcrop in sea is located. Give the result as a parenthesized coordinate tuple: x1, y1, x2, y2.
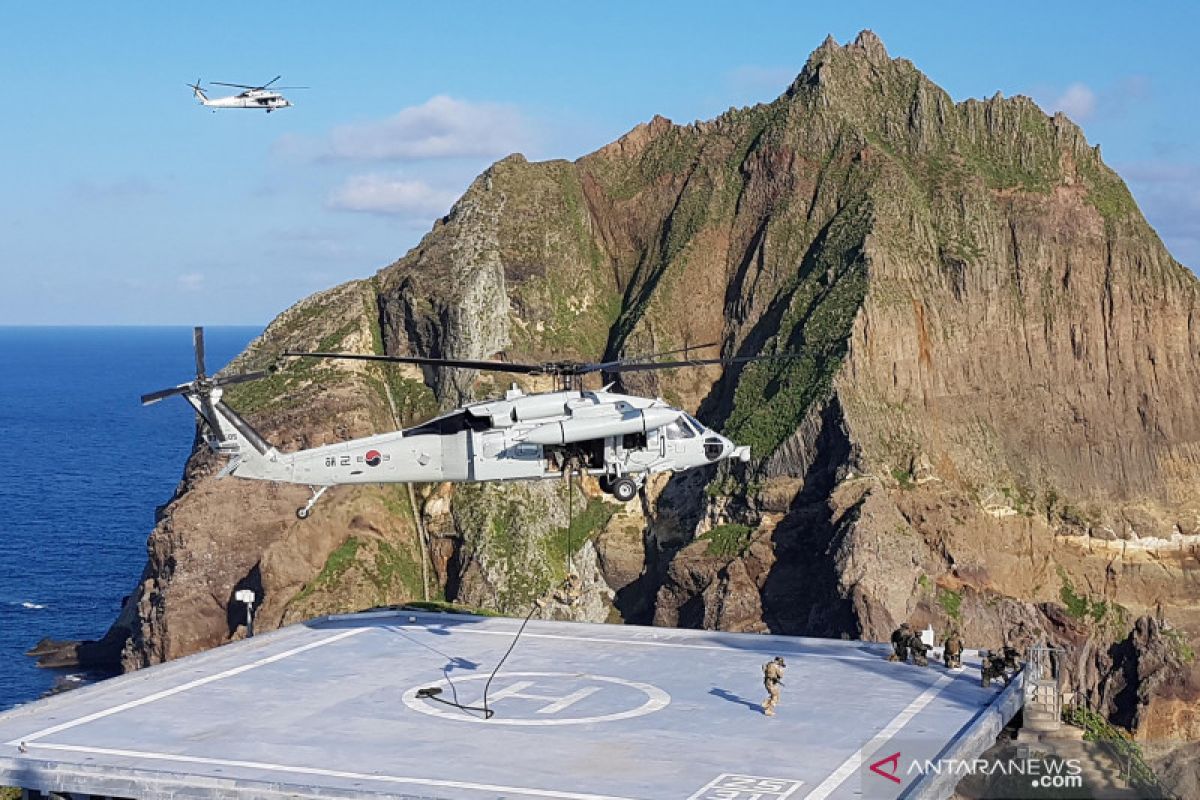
(59, 29, 1200, 790)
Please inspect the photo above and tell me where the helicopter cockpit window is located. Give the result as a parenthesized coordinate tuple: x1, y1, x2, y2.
(684, 414, 706, 435)
(663, 419, 696, 440)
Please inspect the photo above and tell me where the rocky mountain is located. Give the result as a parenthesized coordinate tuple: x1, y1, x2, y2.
(65, 30, 1199, 789)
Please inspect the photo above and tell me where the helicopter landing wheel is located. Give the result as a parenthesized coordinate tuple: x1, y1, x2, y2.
(611, 477, 637, 503)
(295, 485, 328, 521)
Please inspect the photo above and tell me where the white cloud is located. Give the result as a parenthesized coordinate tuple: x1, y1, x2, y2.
(293, 95, 530, 162)
(1036, 76, 1150, 123)
(1050, 83, 1097, 121)
(327, 174, 458, 219)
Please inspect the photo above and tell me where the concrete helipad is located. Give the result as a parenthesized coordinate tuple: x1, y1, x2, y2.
(0, 610, 1021, 799)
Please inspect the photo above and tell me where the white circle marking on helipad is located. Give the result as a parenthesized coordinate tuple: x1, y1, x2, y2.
(401, 671, 671, 726)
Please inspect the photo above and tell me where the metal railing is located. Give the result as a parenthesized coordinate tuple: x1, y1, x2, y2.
(1023, 644, 1064, 728)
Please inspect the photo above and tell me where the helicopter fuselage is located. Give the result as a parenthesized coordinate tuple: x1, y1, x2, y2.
(192, 86, 292, 111)
(221, 387, 746, 489)
(149, 327, 755, 517)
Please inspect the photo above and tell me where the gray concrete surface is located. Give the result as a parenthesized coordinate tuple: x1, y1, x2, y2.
(0, 611, 1020, 799)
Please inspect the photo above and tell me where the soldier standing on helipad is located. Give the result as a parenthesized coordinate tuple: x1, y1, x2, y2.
(942, 628, 964, 669)
(761, 656, 786, 717)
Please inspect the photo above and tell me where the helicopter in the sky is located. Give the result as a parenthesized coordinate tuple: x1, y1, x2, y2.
(141, 329, 779, 519)
(186, 76, 306, 112)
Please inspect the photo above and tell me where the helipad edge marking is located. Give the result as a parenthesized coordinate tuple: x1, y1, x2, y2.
(6, 628, 367, 745)
(22, 743, 642, 800)
(400, 625, 878, 661)
(801, 673, 955, 800)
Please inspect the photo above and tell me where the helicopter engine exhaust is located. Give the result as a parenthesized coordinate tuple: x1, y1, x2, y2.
(520, 408, 680, 446)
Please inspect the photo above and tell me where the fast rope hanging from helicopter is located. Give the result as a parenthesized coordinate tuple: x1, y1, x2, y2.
(416, 464, 580, 720)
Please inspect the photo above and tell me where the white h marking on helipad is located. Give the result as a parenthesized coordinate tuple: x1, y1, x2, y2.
(486, 680, 602, 714)
(402, 671, 670, 726)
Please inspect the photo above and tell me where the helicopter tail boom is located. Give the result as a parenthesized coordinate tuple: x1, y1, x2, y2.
(183, 390, 293, 481)
(188, 79, 209, 104)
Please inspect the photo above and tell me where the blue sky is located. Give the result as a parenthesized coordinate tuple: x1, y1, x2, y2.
(1, 1, 1196, 325)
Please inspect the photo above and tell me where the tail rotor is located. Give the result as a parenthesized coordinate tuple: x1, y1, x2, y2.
(187, 79, 208, 103)
(194, 326, 207, 381)
(140, 326, 268, 408)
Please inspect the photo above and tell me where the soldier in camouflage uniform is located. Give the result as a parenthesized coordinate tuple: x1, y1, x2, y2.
(907, 629, 931, 667)
(942, 629, 964, 669)
(1000, 644, 1021, 673)
(887, 623, 913, 663)
(554, 572, 583, 605)
(761, 656, 786, 717)
(980, 648, 1012, 688)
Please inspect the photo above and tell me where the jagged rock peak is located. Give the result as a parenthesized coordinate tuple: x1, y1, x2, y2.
(788, 29, 914, 99)
(807, 30, 887, 62)
(595, 113, 677, 161)
(850, 29, 889, 59)
(806, 29, 892, 65)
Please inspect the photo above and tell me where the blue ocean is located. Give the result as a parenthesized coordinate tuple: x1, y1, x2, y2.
(0, 326, 260, 710)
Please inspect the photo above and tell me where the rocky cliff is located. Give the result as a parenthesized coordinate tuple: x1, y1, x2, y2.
(80, 30, 1199, 787)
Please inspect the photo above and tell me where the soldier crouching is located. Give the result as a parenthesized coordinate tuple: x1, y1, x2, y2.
(980, 649, 1012, 688)
(887, 622, 913, 663)
(907, 631, 931, 667)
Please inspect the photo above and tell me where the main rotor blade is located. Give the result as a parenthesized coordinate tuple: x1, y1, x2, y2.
(592, 352, 804, 375)
(637, 341, 720, 360)
(141, 383, 192, 405)
(194, 327, 206, 379)
(260, 75, 281, 89)
(283, 351, 550, 375)
(284, 349, 800, 378)
(213, 370, 269, 388)
(211, 82, 258, 89)
(602, 341, 720, 370)
(272, 85, 309, 90)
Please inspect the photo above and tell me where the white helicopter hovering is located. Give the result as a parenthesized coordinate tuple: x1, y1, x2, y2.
(187, 76, 306, 112)
(142, 329, 780, 519)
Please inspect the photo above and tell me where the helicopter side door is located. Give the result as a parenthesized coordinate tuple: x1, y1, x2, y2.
(614, 427, 671, 474)
(470, 429, 545, 481)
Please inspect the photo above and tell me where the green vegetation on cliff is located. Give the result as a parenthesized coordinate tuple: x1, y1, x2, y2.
(1063, 705, 1166, 796)
(546, 496, 619, 572)
(1056, 566, 1129, 629)
(936, 588, 963, 621)
(724, 198, 871, 458)
(700, 523, 753, 558)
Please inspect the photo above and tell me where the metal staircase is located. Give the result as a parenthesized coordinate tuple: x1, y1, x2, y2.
(1021, 645, 1063, 734)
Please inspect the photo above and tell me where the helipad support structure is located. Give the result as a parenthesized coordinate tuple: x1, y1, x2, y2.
(0, 611, 1022, 800)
